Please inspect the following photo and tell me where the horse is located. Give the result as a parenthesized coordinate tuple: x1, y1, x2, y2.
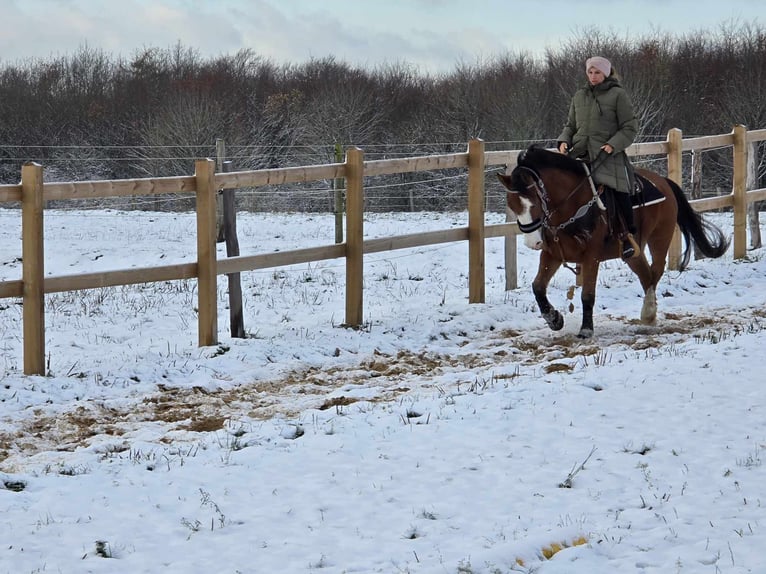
(496, 145, 729, 338)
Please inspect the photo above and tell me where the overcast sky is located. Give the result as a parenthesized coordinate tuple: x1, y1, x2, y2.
(0, 0, 762, 73)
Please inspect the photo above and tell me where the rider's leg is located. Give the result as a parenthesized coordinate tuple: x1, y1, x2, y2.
(614, 191, 639, 259)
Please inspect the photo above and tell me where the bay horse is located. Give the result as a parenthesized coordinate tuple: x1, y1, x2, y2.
(497, 145, 729, 338)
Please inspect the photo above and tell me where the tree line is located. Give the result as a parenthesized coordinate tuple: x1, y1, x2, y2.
(0, 23, 764, 211)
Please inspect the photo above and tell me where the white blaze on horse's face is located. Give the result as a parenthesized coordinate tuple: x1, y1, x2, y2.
(512, 195, 544, 250)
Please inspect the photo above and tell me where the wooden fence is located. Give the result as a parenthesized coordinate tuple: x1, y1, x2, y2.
(1, 126, 766, 375)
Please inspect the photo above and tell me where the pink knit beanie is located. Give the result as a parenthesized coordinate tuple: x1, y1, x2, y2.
(586, 56, 611, 77)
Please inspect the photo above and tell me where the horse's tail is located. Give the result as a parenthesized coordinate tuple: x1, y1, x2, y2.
(667, 178, 730, 271)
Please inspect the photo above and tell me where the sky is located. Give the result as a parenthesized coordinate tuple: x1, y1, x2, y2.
(0, 208, 765, 572)
(0, 0, 763, 73)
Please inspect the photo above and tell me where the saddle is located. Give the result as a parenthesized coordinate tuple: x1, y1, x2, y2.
(600, 175, 665, 258)
(630, 173, 665, 208)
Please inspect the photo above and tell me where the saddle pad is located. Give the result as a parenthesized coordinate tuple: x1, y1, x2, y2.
(632, 174, 666, 208)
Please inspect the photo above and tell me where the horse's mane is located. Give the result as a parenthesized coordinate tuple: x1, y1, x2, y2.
(516, 145, 587, 176)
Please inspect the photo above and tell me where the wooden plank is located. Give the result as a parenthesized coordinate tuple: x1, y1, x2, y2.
(746, 128, 766, 143)
(345, 147, 364, 327)
(195, 159, 218, 346)
(627, 141, 668, 156)
(363, 153, 467, 177)
(216, 163, 344, 190)
(0, 184, 22, 203)
(689, 195, 734, 211)
(0, 280, 22, 298)
(45, 263, 197, 293)
(682, 133, 733, 151)
(746, 188, 766, 202)
(467, 139, 485, 304)
(44, 176, 197, 200)
(486, 150, 521, 168)
(217, 245, 345, 275)
(485, 222, 520, 238)
(364, 228, 467, 254)
(21, 162, 45, 376)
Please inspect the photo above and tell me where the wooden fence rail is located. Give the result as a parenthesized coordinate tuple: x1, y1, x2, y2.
(1, 126, 765, 374)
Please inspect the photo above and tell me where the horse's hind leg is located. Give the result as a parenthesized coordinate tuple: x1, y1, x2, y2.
(640, 239, 671, 325)
(641, 287, 657, 324)
(625, 234, 669, 325)
(533, 253, 564, 331)
(624, 252, 658, 325)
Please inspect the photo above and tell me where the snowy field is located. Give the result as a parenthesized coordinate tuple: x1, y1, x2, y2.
(0, 207, 765, 574)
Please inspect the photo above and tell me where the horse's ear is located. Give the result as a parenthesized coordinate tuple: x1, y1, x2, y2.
(497, 172, 513, 189)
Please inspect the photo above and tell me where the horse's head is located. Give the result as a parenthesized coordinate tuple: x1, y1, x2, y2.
(497, 145, 593, 250)
(497, 165, 545, 250)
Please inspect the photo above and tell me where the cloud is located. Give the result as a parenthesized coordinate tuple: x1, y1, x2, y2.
(0, 0, 758, 72)
(0, 0, 244, 62)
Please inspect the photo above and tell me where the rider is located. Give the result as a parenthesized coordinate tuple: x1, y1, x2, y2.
(557, 56, 640, 259)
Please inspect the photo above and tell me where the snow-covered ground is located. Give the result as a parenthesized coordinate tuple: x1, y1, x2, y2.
(0, 208, 764, 573)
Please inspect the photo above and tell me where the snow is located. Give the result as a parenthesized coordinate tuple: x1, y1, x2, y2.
(0, 207, 765, 574)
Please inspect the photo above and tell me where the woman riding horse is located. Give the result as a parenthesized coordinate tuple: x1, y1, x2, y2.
(558, 56, 639, 260)
(497, 146, 729, 339)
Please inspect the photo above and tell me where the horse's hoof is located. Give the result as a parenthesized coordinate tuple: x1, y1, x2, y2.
(543, 310, 564, 331)
(577, 328, 594, 339)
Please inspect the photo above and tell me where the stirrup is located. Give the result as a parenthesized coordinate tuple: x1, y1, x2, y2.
(621, 233, 640, 260)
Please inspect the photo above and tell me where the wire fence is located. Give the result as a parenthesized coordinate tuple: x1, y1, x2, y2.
(1, 137, 760, 215)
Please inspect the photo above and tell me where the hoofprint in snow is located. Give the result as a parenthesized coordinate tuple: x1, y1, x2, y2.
(0, 208, 764, 573)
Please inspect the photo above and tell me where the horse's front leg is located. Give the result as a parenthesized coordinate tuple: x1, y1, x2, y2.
(577, 258, 600, 339)
(533, 252, 563, 331)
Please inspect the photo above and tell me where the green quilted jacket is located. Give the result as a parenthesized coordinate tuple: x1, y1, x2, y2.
(557, 76, 638, 194)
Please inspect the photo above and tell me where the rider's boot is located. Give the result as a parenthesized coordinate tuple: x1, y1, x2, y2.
(615, 192, 639, 260)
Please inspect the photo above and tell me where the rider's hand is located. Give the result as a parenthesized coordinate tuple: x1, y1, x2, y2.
(558, 142, 568, 154)
(601, 144, 614, 154)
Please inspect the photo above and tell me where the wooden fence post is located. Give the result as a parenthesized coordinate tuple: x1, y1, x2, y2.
(345, 147, 364, 327)
(21, 162, 45, 375)
(690, 150, 703, 200)
(195, 158, 218, 346)
(747, 140, 761, 249)
(221, 160, 245, 338)
(334, 143, 345, 244)
(690, 149, 706, 259)
(732, 124, 748, 259)
(467, 139, 485, 303)
(666, 128, 683, 270)
(504, 205, 518, 291)
(215, 138, 226, 243)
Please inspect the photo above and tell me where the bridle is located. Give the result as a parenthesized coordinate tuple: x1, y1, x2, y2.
(509, 161, 608, 274)
(512, 165, 603, 241)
